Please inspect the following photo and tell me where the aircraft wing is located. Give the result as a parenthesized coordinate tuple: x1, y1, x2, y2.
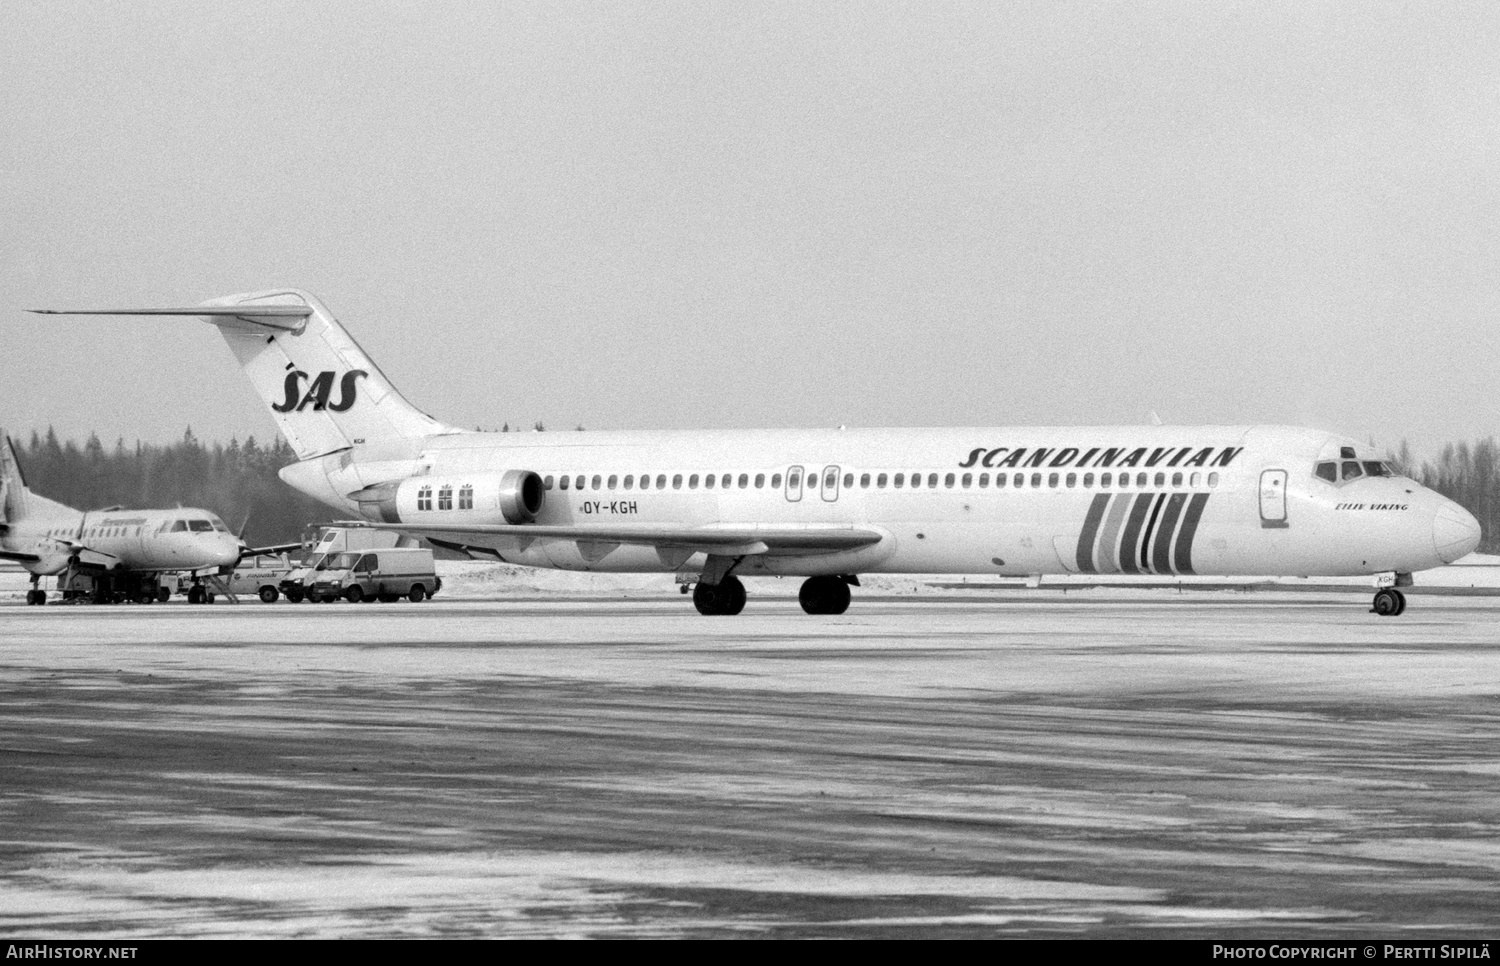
(238, 541, 306, 560)
(343, 521, 884, 556)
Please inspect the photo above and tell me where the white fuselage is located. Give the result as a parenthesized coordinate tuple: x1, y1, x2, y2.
(2, 505, 242, 577)
(281, 424, 1477, 580)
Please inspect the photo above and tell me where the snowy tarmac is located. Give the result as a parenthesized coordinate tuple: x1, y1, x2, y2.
(2, 589, 1499, 937)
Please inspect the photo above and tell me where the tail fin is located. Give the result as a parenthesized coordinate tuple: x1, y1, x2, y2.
(35, 290, 458, 460)
(0, 434, 72, 524)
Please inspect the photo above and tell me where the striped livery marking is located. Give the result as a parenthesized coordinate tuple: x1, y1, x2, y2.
(1074, 491, 1211, 576)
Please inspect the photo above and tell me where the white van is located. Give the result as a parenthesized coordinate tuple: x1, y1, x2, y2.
(308, 547, 440, 603)
(282, 526, 418, 602)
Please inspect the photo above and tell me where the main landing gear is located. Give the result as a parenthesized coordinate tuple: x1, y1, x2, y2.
(1371, 588, 1407, 617)
(798, 575, 854, 615)
(25, 576, 46, 606)
(693, 575, 746, 615)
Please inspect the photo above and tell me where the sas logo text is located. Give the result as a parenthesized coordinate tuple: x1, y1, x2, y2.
(272, 369, 368, 413)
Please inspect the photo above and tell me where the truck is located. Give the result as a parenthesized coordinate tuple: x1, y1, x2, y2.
(280, 526, 421, 602)
(307, 547, 440, 603)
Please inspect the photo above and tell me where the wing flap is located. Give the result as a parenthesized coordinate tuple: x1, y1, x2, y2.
(29, 306, 312, 334)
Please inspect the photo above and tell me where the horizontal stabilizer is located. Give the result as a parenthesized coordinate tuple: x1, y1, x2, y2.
(29, 306, 312, 332)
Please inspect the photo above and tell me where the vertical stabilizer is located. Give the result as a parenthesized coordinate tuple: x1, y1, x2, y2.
(0, 435, 71, 523)
(198, 289, 458, 460)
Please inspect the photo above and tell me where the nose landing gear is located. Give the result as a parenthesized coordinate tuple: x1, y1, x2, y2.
(1371, 588, 1407, 616)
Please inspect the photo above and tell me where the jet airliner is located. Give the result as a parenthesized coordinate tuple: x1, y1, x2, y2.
(33, 290, 1481, 616)
(1, 436, 244, 604)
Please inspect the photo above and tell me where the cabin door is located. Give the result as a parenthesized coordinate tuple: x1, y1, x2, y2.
(1259, 469, 1288, 528)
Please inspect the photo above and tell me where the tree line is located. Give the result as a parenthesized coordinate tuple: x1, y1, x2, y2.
(9, 427, 1500, 555)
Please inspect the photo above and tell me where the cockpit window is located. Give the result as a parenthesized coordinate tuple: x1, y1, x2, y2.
(210, 519, 230, 532)
(170, 520, 188, 532)
(1363, 461, 1392, 477)
(188, 519, 214, 532)
(1341, 461, 1363, 481)
(1315, 462, 1337, 483)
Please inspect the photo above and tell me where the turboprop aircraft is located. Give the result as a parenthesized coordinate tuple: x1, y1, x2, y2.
(1, 435, 251, 604)
(32, 289, 1481, 616)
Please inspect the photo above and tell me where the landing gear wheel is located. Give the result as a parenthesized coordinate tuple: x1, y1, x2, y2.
(799, 576, 851, 615)
(345, 586, 364, 603)
(259, 586, 279, 604)
(693, 575, 747, 615)
(408, 585, 426, 602)
(1372, 587, 1405, 617)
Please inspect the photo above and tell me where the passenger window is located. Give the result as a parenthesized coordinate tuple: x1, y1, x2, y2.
(559, 476, 570, 491)
(1153, 473, 1165, 488)
(1136, 473, 1147, 487)
(739, 474, 749, 488)
(673, 474, 683, 490)
(417, 486, 433, 510)
(978, 473, 988, 488)
(927, 473, 938, 488)
(1066, 473, 1076, 488)
(656, 474, 667, 489)
(688, 474, 699, 489)
(960, 473, 971, 488)
(755, 474, 766, 488)
(1208, 472, 1220, 487)
(1190, 472, 1201, 487)
(1048, 473, 1059, 488)
(996, 473, 1007, 489)
(575, 475, 586, 490)
(844, 473, 854, 488)
(438, 486, 453, 510)
(624, 475, 634, 489)
(786, 467, 803, 501)
(894, 473, 905, 488)
(860, 473, 871, 488)
(1315, 462, 1337, 483)
(826, 467, 839, 489)
(770, 474, 782, 489)
(877, 473, 888, 488)
(592, 475, 602, 490)
(944, 473, 955, 488)
(1342, 461, 1363, 480)
(1171, 472, 1182, 487)
(607, 475, 618, 489)
(1083, 473, 1093, 487)
(459, 485, 474, 509)
(638, 475, 649, 490)
(722, 474, 732, 488)
(544, 475, 554, 490)
(704, 474, 714, 489)
(1014, 473, 1024, 488)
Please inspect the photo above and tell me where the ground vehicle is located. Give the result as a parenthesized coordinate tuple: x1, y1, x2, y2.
(219, 553, 297, 603)
(308, 547, 439, 602)
(280, 526, 419, 602)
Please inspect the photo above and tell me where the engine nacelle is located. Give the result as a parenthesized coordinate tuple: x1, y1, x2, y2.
(349, 469, 545, 526)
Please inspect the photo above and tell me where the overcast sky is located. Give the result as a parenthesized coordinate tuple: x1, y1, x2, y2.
(3, 1, 1497, 460)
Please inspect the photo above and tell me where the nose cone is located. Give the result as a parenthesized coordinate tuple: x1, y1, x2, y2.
(210, 535, 242, 568)
(1434, 503, 1481, 564)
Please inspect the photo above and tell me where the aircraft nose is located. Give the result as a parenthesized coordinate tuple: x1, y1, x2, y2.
(1433, 503, 1481, 564)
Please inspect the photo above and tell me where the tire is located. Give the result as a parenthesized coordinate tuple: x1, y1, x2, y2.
(408, 585, 426, 603)
(259, 586, 279, 604)
(284, 588, 304, 603)
(345, 586, 364, 603)
(187, 586, 203, 605)
(1372, 588, 1399, 616)
(379, 594, 399, 603)
(718, 575, 746, 615)
(799, 576, 850, 615)
(157, 587, 171, 602)
(205, 593, 215, 604)
(692, 581, 720, 615)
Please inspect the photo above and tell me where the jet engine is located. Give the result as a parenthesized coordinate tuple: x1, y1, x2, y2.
(349, 469, 544, 525)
